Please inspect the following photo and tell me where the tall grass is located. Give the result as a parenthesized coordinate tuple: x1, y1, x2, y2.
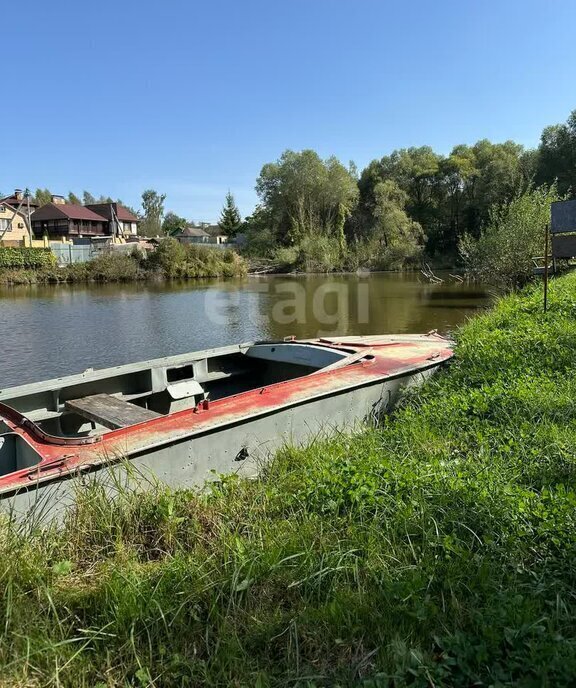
(2, 274, 576, 685)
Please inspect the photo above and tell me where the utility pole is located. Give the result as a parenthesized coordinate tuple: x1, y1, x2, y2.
(25, 188, 33, 245)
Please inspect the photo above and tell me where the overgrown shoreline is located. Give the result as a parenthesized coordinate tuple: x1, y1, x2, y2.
(2, 274, 576, 685)
(0, 240, 247, 285)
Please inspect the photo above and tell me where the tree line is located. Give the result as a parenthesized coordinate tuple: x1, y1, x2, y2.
(241, 108, 576, 273)
(29, 189, 137, 213)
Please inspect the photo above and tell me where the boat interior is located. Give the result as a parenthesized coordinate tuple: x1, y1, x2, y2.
(0, 343, 358, 473)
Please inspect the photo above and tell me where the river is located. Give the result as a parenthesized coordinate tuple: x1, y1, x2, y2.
(0, 273, 492, 389)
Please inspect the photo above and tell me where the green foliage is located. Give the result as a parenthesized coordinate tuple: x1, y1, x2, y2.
(0, 247, 56, 269)
(256, 149, 359, 246)
(140, 189, 167, 237)
(240, 205, 276, 257)
(161, 211, 188, 236)
(219, 190, 242, 235)
(244, 150, 359, 271)
(146, 237, 247, 278)
(295, 234, 344, 272)
(33, 188, 53, 206)
(460, 184, 561, 287)
(368, 179, 424, 268)
(246, 138, 536, 271)
(84, 252, 143, 281)
(147, 236, 187, 276)
(357, 140, 531, 259)
(82, 190, 97, 205)
(536, 109, 576, 195)
(67, 191, 82, 205)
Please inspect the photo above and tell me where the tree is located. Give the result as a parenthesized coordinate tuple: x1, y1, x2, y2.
(219, 191, 242, 236)
(83, 191, 97, 205)
(34, 189, 52, 206)
(357, 148, 441, 252)
(240, 205, 276, 257)
(356, 140, 530, 258)
(536, 110, 576, 195)
(162, 211, 187, 236)
(431, 145, 478, 251)
(365, 147, 441, 224)
(67, 192, 82, 205)
(139, 189, 166, 237)
(369, 180, 423, 268)
(256, 150, 358, 247)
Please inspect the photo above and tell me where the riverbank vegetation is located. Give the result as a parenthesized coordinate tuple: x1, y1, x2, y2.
(241, 109, 576, 278)
(460, 184, 562, 288)
(2, 273, 576, 685)
(0, 239, 247, 285)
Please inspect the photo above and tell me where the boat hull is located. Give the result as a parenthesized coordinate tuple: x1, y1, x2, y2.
(0, 334, 453, 519)
(1, 366, 434, 519)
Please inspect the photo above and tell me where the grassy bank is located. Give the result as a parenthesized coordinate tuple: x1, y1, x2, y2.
(2, 274, 576, 686)
(0, 241, 247, 285)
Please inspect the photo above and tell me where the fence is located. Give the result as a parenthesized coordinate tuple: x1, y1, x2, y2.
(205, 242, 238, 251)
(50, 243, 94, 265)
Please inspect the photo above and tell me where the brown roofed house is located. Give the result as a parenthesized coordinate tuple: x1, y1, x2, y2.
(85, 203, 140, 237)
(31, 198, 108, 238)
(1, 189, 39, 211)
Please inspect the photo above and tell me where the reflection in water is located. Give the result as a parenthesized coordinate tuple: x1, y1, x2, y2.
(0, 273, 492, 388)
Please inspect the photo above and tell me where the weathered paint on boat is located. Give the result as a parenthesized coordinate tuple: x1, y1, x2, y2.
(0, 334, 453, 517)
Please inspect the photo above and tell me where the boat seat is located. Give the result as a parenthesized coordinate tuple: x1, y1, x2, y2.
(65, 393, 161, 430)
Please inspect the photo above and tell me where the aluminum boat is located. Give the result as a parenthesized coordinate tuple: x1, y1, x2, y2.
(0, 333, 453, 517)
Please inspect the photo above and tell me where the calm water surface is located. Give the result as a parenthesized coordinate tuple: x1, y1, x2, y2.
(0, 273, 492, 388)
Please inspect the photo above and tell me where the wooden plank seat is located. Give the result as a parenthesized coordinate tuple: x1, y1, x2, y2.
(65, 393, 161, 430)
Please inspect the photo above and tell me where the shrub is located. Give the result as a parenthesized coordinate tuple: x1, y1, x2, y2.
(83, 252, 143, 281)
(296, 234, 344, 272)
(460, 184, 561, 288)
(146, 239, 247, 279)
(146, 237, 187, 277)
(0, 247, 56, 269)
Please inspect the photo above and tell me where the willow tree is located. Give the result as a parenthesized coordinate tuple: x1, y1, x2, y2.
(370, 179, 423, 268)
(255, 150, 358, 248)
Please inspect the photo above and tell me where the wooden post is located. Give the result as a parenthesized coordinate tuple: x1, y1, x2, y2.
(543, 223, 550, 312)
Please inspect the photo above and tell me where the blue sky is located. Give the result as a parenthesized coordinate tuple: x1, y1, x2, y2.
(3, 0, 576, 221)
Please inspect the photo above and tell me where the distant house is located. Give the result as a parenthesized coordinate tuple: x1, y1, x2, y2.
(31, 197, 108, 239)
(30, 196, 140, 240)
(84, 203, 140, 237)
(201, 223, 229, 245)
(0, 189, 39, 244)
(173, 226, 210, 244)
